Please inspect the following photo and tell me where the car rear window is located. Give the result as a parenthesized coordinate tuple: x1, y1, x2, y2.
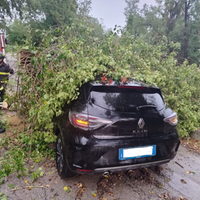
(90, 90, 165, 112)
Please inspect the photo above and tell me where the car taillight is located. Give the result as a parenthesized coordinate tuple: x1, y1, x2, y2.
(163, 113, 178, 126)
(69, 111, 112, 130)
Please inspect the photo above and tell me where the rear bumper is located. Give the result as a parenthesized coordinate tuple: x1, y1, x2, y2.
(94, 159, 171, 173)
(64, 131, 180, 174)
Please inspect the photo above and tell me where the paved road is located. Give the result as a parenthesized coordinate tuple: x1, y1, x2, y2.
(0, 145, 199, 200)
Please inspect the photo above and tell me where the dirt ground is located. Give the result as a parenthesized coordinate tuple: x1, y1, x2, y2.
(181, 138, 200, 154)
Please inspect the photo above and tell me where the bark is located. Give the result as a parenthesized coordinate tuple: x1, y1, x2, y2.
(183, 0, 190, 59)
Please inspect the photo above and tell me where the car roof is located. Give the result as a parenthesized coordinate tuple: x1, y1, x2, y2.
(81, 79, 163, 102)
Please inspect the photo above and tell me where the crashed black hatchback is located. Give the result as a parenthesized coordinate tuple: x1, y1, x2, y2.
(56, 80, 180, 178)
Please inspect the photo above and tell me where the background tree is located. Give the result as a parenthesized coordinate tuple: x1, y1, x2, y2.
(77, 0, 104, 38)
(124, 0, 148, 38)
(25, 0, 77, 28)
(0, 0, 28, 29)
(7, 19, 29, 45)
(124, 0, 200, 64)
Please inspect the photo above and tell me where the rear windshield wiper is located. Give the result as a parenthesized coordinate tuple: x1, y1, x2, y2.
(136, 105, 156, 110)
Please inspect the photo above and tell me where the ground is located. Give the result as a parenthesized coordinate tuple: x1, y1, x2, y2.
(0, 140, 200, 200)
(0, 54, 200, 200)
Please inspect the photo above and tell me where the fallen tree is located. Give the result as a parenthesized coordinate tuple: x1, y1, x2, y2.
(16, 26, 200, 141)
(1, 24, 200, 183)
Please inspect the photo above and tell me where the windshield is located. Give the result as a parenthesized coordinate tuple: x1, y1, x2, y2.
(90, 91, 165, 112)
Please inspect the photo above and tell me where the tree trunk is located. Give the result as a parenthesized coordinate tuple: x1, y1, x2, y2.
(183, 0, 190, 59)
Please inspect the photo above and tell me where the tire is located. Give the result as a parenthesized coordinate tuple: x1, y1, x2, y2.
(56, 134, 75, 178)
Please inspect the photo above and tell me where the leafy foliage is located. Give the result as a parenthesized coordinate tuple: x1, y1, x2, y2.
(26, 0, 77, 28)
(124, 0, 200, 64)
(0, 0, 29, 28)
(7, 19, 29, 45)
(6, 0, 104, 46)
(124, 36, 200, 137)
(2, 20, 200, 183)
(15, 24, 200, 141)
(16, 24, 131, 143)
(30, 167, 44, 182)
(0, 128, 53, 184)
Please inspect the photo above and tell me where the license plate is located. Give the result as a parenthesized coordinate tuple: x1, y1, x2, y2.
(119, 145, 156, 160)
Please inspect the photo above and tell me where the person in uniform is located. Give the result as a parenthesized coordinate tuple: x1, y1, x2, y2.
(0, 51, 14, 101)
(0, 51, 14, 133)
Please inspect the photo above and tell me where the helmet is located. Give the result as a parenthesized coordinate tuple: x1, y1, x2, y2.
(0, 51, 5, 59)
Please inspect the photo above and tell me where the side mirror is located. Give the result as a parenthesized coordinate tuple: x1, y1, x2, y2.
(5, 38, 9, 45)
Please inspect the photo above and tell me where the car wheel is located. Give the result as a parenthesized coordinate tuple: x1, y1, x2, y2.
(56, 134, 75, 178)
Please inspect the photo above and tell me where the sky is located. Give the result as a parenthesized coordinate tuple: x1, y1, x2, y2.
(90, 0, 156, 29)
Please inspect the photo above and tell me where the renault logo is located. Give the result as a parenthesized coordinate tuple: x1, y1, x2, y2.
(138, 118, 145, 129)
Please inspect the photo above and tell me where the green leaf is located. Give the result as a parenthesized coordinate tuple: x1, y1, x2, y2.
(44, 94, 49, 100)
(1, 196, 7, 200)
(8, 184, 15, 188)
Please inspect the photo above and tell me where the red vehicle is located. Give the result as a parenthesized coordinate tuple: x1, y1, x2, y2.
(0, 32, 8, 56)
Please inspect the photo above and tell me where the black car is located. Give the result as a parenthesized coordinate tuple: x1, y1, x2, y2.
(56, 80, 180, 178)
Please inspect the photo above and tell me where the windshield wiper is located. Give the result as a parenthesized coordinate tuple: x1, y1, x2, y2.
(136, 105, 156, 110)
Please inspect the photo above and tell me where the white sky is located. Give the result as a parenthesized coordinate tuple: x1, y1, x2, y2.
(90, 0, 156, 29)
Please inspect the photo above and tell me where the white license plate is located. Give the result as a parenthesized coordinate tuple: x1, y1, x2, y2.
(119, 145, 156, 160)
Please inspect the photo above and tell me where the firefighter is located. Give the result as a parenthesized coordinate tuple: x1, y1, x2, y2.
(0, 51, 14, 102)
(0, 51, 14, 134)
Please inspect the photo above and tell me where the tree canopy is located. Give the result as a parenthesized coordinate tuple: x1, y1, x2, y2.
(0, 0, 27, 29)
(1, 0, 104, 46)
(25, 0, 77, 28)
(124, 0, 200, 64)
